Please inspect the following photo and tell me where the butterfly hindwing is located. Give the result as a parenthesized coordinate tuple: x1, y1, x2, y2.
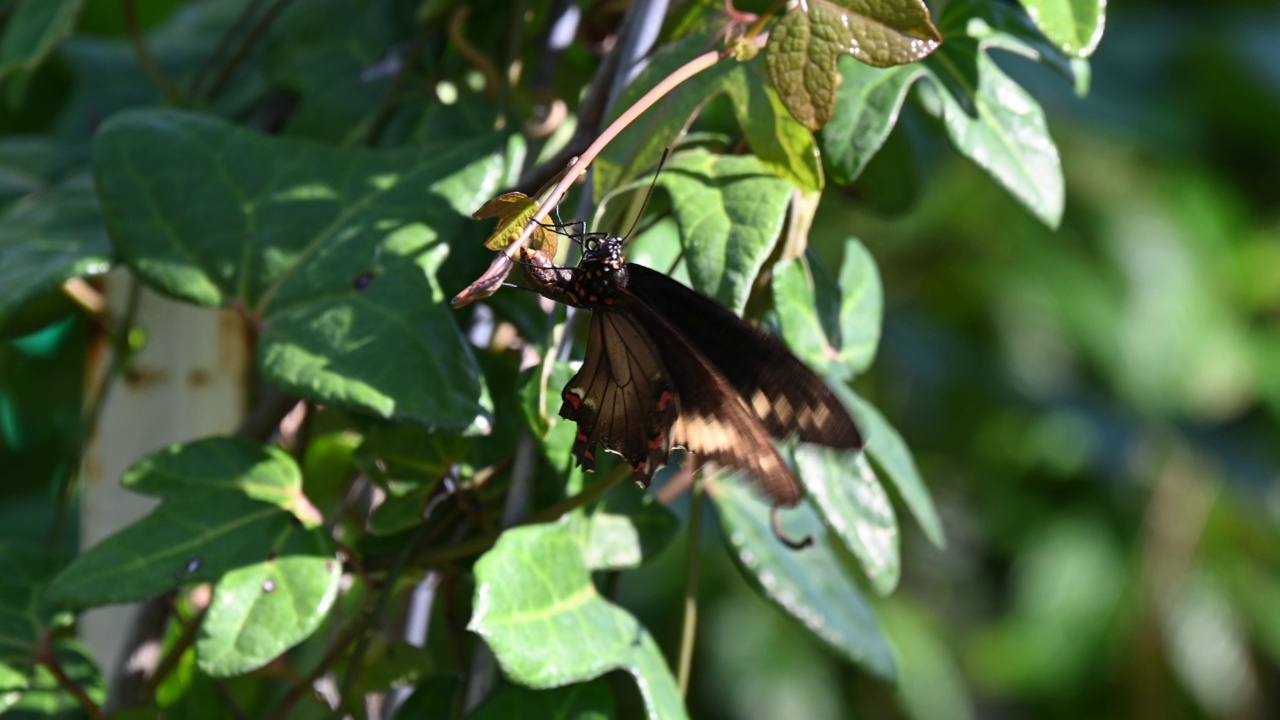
(617, 291, 804, 507)
(559, 309, 677, 482)
(625, 263, 862, 450)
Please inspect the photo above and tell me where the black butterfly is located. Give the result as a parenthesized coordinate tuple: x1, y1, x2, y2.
(518, 231, 863, 507)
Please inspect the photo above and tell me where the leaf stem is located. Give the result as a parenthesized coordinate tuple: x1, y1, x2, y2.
(677, 476, 705, 697)
(123, 0, 186, 105)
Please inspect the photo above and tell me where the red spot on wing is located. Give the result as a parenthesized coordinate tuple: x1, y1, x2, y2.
(647, 432, 666, 450)
(655, 389, 674, 412)
(563, 391, 582, 410)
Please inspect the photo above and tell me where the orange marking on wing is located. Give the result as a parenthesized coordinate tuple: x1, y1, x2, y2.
(563, 391, 582, 410)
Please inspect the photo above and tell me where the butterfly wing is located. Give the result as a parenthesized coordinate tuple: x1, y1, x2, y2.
(617, 290, 804, 506)
(559, 309, 678, 482)
(625, 263, 862, 450)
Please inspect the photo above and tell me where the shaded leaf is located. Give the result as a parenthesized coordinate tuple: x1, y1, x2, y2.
(468, 679, 614, 720)
(708, 477, 897, 680)
(0, 173, 110, 327)
(583, 484, 679, 571)
(470, 521, 687, 720)
(0, 0, 85, 84)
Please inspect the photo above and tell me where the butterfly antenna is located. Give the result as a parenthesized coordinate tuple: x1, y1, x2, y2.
(621, 147, 671, 242)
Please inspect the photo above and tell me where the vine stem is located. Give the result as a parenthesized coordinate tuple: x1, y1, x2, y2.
(677, 475, 705, 697)
(451, 32, 770, 307)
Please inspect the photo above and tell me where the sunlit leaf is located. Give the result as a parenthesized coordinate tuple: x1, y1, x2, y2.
(470, 521, 687, 720)
(475, 192, 558, 257)
(766, 0, 941, 130)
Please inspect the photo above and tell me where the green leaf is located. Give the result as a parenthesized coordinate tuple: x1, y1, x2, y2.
(946, 0, 1090, 93)
(0, 0, 85, 84)
(583, 485, 679, 571)
(197, 533, 341, 676)
(658, 150, 792, 314)
(595, 34, 820, 196)
(821, 59, 926, 184)
(393, 676, 463, 720)
(766, 0, 942, 130)
(796, 449, 900, 595)
(708, 478, 897, 681)
(93, 109, 511, 431)
(921, 11, 1064, 227)
(0, 544, 74, 699)
(772, 239, 883, 380)
(0, 639, 104, 716)
(845, 389, 945, 548)
(123, 436, 319, 525)
(48, 438, 338, 609)
(469, 521, 687, 720)
(468, 679, 614, 720)
(0, 173, 111, 327)
(1016, 0, 1106, 57)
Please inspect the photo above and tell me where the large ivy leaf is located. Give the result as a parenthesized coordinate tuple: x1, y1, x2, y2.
(708, 478, 897, 681)
(469, 521, 687, 720)
(46, 438, 338, 617)
(766, 0, 941, 130)
(0, 172, 110, 327)
(1017, 0, 1106, 57)
(772, 239, 883, 380)
(582, 485, 679, 571)
(0, 0, 84, 85)
(93, 109, 514, 432)
(657, 150, 792, 314)
(595, 33, 820, 198)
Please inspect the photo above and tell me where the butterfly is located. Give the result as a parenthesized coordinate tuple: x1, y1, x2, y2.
(517, 229, 863, 508)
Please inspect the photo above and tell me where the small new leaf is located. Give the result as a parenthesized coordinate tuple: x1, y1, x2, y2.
(475, 192, 558, 257)
(767, 0, 942, 130)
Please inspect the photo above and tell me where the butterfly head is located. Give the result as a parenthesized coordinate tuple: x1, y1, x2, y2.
(561, 233, 626, 307)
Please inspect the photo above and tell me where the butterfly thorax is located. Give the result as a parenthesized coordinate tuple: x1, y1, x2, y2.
(521, 233, 629, 309)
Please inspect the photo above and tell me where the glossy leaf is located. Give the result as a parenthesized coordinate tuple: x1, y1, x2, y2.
(708, 478, 897, 681)
(470, 521, 687, 720)
(658, 150, 791, 314)
(845, 389, 945, 548)
(796, 449, 900, 595)
(766, 0, 941, 130)
(93, 109, 509, 432)
(0, 543, 75, 706)
(1017, 0, 1106, 57)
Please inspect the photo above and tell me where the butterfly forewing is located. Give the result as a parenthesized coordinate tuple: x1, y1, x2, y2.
(625, 264, 862, 449)
(616, 291, 803, 506)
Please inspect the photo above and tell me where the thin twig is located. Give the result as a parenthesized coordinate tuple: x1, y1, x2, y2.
(189, 0, 264, 96)
(204, 0, 299, 103)
(37, 632, 106, 720)
(123, 0, 186, 104)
